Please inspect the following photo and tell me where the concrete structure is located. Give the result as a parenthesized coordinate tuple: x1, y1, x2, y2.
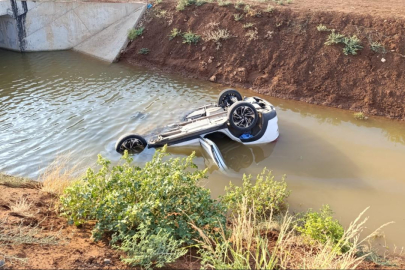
(0, 0, 146, 62)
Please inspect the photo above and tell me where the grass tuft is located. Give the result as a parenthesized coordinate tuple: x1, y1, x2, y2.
(128, 27, 144, 41)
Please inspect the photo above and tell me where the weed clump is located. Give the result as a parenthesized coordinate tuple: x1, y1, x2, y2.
(233, 13, 244, 21)
(182, 31, 201, 44)
(370, 41, 386, 54)
(243, 22, 254, 29)
(245, 28, 259, 41)
(296, 205, 345, 246)
(128, 27, 144, 41)
(203, 28, 232, 49)
(138, 48, 150, 55)
(317, 24, 331, 32)
(325, 31, 363, 55)
(169, 28, 182, 40)
(354, 112, 368, 120)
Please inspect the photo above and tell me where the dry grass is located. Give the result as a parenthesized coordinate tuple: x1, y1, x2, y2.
(203, 28, 233, 49)
(39, 154, 79, 196)
(195, 197, 393, 269)
(10, 198, 33, 217)
(245, 28, 259, 41)
(0, 173, 37, 189)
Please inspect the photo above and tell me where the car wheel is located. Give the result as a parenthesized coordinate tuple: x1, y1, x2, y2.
(217, 89, 242, 108)
(228, 101, 258, 132)
(115, 134, 147, 154)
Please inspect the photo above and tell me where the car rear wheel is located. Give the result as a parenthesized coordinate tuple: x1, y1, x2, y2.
(217, 89, 242, 108)
(115, 134, 147, 154)
(228, 101, 258, 132)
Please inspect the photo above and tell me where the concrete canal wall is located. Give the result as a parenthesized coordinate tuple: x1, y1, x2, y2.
(0, 0, 146, 62)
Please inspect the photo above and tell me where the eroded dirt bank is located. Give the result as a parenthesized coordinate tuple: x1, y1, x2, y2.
(120, 1, 405, 119)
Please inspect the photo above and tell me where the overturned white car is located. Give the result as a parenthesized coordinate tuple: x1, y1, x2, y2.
(115, 89, 279, 170)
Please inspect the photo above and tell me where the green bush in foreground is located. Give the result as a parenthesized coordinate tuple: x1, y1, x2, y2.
(182, 31, 201, 44)
(221, 169, 290, 217)
(296, 205, 344, 246)
(60, 147, 226, 268)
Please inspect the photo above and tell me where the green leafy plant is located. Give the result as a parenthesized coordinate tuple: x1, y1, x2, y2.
(296, 205, 345, 246)
(138, 48, 150, 55)
(354, 112, 368, 120)
(370, 41, 386, 54)
(176, 0, 194, 11)
(182, 31, 201, 44)
(60, 148, 226, 267)
(342, 35, 363, 55)
(128, 27, 144, 41)
(118, 224, 187, 269)
(325, 31, 363, 55)
(325, 31, 345, 45)
(169, 28, 182, 40)
(221, 169, 290, 217)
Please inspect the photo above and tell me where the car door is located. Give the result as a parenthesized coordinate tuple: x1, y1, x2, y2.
(199, 137, 228, 171)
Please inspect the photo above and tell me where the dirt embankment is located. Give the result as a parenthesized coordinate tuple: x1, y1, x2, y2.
(120, 1, 405, 119)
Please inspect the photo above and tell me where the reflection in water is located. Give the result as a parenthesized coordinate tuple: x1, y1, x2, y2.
(1, 49, 405, 250)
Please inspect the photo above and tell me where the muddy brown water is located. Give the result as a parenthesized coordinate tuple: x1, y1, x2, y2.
(1, 49, 405, 252)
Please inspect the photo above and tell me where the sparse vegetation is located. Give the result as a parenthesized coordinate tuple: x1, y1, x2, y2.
(203, 28, 232, 49)
(246, 28, 259, 41)
(317, 24, 331, 32)
(176, 0, 194, 11)
(243, 22, 254, 29)
(138, 48, 150, 55)
(325, 31, 363, 55)
(169, 28, 182, 40)
(128, 27, 144, 41)
(234, 0, 244, 9)
(264, 5, 275, 13)
(182, 31, 201, 44)
(233, 13, 244, 21)
(246, 8, 261, 17)
(217, 0, 231, 6)
(370, 41, 386, 53)
(10, 198, 33, 217)
(354, 112, 368, 120)
(243, 4, 251, 13)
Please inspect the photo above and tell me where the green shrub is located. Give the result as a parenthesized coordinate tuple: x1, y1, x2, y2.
(296, 205, 344, 246)
(138, 48, 150, 55)
(354, 112, 368, 120)
(176, 0, 194, 11)
(370, 41, 386, 54)
(342, 35, 363, 55)
(325, 31, 345, 45)
(182, 31, 201, 44)
(128, 27, 144, 41)
(118, 224, 187, 268)
(221, 169, 290, 217)
(60, 148, 226, 267)
(169, 28, 182, 40)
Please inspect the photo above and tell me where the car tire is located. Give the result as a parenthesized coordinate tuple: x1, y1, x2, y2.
(115, 134, 147, 154)
(228, 101, 258, 132)
(217, 89, 242, 108)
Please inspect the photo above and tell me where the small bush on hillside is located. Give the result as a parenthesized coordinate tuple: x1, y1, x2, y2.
(138, 48, 150, 55)
(296, 205, 345, 246)
(203, 28, 232, 49)
(233, 13, 244, 21)
(325, 31, 345, 45)
(182, 31, 201, 44)
(234, 0, 244, 9)
(370, 41, 386, 54)
(317, 24, 331, 32)
(264, 5, 275, 13)
(169, 28, 182, 40)
(217, 0, 231, 6)
(342, 35, 363, 55)
(176, 0, 194, 11)
(243, 23, 254, 29)
(221, 169, 290, 217)
(60, 148, 226, 268)
(128, 27, 144, 41)
(245, 28, 259, 41)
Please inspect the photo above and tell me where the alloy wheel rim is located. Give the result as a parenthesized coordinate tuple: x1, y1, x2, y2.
(232, 106, 255, 128)
(120, 138, 145, 152)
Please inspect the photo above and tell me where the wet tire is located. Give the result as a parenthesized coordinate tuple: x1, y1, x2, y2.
(115, 134, 147, 154)
(228, 101, 258, 132)
(217, 89, 242, 108)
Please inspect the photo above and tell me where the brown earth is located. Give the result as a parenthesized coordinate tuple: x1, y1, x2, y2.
(120, 0, 405, 119)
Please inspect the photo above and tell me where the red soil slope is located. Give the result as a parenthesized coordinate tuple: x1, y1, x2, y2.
(121, 1, 405, 119)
